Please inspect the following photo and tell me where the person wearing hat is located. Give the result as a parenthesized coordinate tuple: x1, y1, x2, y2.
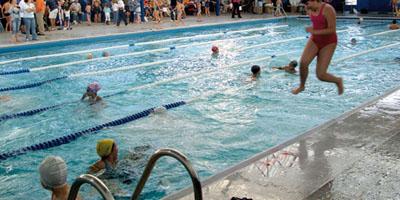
(272, 60, 298, 74)
(89, 139, 119, 175)
(39, 156, 82, 200)
(81, 82, 102, 102)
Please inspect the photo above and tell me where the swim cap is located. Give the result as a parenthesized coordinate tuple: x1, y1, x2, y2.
(102, 51, 110, 57)
(96, 139, 115, 158)
(39, 156, 67, 190)
(211, 46, 219, 53)
(251, 65, 260, 74)
(87, 82, 101, 93)
(87, 53, 93, 59)
(289, 60, 298, 68)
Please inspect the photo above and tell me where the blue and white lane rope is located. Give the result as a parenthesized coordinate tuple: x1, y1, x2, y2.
(0, 34, 264, 75)
(0, 25, 288, 66)
(0, 59, 174, 93)
(0, 76, 68, 92)
(0, 101, 186, 161)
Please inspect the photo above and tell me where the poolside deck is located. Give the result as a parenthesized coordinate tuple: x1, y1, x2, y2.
(165, 86, 400, 200)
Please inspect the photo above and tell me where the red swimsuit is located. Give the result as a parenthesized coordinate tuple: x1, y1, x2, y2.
(310, 3, 337, 50)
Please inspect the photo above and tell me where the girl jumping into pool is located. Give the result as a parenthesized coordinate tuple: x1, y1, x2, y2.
(292, 0, 343, 95)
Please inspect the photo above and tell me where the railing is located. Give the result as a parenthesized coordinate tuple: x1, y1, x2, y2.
(68, 174, 115, 200)
(131, 148, 202, 200)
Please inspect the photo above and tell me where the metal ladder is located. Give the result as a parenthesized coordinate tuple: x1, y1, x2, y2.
(68, 148, 203, 200)
(68, 174, 115, 200)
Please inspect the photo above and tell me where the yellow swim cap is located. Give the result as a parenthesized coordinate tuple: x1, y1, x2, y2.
(96, 139, 115, 158)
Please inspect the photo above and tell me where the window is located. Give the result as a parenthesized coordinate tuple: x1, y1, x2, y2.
(345, 0, 356, 6)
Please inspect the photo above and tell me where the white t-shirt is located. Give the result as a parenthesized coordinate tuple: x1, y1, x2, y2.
(20, 2, 35, 18)
(112, 3, 119, 11)
(18, 0, 25, 18)
(117, 0, 125, 9)
(64, 10, 70, 18)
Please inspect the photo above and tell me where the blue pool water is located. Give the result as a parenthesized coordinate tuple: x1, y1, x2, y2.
(0, 18, 399, 199)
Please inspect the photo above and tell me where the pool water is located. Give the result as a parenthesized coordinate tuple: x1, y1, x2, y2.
(0, 18, 399, 200)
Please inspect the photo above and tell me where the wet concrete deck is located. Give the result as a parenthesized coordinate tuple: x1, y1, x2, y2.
(165, 86, 400, 200)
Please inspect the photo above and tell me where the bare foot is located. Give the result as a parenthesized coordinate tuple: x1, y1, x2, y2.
(337, 78, 344, 95)
(292, 86, 305, 95)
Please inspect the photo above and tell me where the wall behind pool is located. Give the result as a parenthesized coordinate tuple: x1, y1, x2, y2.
(357, 0, 391, 12)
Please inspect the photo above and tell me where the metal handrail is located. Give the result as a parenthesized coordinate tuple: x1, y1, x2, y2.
(68, 174, 115, 200)
(131, 148, 202, 200)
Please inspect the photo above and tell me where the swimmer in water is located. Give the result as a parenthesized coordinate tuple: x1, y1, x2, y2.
(0, 96, 11, 102)
(81, 82, 102, 102)
(251, 65, 261, 80)
(389, 19, 400, 30)
(89, 139, 151, 185)
(272, 60, 298, 74)
(87, 53, 93, 59)
(152, 106, 167, 114)
(211, 46, 219, 57)
(350, 38, 357, 45)
(39, 156, 82, 200)
(102, 51, 110, 57)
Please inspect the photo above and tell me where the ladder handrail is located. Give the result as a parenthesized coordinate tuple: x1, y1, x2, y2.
(131, 148, 202, 200)
(68, 174, 115, 200)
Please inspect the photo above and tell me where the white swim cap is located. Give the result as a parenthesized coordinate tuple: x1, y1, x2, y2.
(39, 156, 67, 190)
(153, 106, 167, 114)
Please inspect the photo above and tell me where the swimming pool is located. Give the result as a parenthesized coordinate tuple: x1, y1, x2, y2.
(0, 17, 399, 200)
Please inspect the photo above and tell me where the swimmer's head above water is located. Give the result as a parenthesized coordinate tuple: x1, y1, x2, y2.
(251, 65, 261, 77)
(39, 156, 68, 190)
(96, 139, 118, 164)
(102, 51, 110, 57)
(87, 53, 93, 59)
(211, 46, 219, 54)
(288, 60, 298, 69)
(82, 82, 102, 102)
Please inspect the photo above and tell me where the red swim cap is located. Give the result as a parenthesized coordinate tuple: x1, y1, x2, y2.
(211, 46, 219, 53)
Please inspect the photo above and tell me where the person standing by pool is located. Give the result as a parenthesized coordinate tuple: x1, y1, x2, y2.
(116, 0, 128, 26)
(292, 0, 343, 95)
(175, 0, 184, 26)
(231, 0, 241, 18)
(392, 0, 398, 16)
(8, 0, 20, 43)
(20, 0, 38, 41)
